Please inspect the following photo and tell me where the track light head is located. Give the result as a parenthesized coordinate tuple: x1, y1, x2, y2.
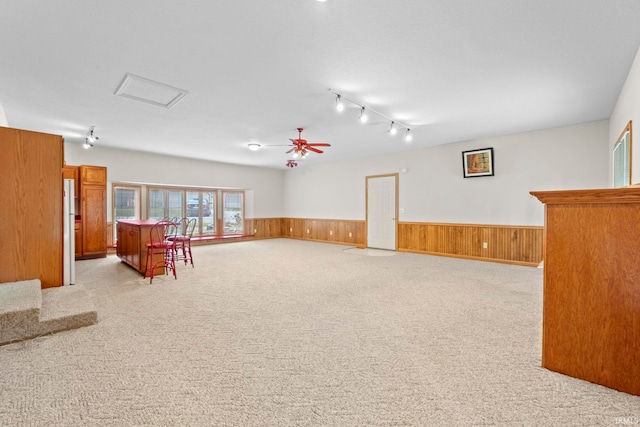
(388, 121, 397, 135)
(335, 94, 344, 112)
(405, 129, 413, 142)
(359, 107, 368, 123)
(86, 126, 99, 144)
(83, 137, 93, 149)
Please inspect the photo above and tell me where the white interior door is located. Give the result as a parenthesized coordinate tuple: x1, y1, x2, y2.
(367, 175, 397, 250)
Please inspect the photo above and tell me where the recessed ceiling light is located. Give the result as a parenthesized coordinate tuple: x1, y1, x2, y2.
(248, 143, 261, 151)
(317, 0, 327, 2)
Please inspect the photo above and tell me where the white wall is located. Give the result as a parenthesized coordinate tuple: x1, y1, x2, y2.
(284, 120, 609, 226)
(610, 44, 640, 184)
(0, 100, 8, 127)
(65, 144, 284, 221)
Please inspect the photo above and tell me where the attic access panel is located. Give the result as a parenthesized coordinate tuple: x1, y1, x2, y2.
(114, 73, 188, 108)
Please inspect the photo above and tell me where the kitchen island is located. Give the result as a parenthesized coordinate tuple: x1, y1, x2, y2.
(116, 219, 165, 277)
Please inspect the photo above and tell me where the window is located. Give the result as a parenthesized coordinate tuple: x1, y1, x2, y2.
(113, 184, 141, 240)
(146, 187, 241, 237)
(223, 191, 243, 234)
(148, 188, 184, 220)
(186, 190, 216, 236)
(613, 121, 632, 188)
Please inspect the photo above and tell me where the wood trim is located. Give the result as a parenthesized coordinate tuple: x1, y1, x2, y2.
(531, 187, 640, 204)
(397, 221, 543, 266)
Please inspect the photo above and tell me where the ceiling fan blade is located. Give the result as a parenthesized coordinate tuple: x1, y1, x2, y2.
(307, 143, 331, 147)
(286, 147, 295, 154)
(307, 146, 323, 154)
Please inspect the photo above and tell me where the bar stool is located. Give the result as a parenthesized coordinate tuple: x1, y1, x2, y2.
(172, 218, 197, 267)
(144, 220, 178, 284)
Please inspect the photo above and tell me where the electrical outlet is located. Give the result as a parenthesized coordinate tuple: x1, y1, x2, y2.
(290, 228, 293, 232)
(482, 242, 488, 249)
(307, 229, 310, 234)
(349, 232, 352, 237)
(253, 229, 257, 234)
(329, 230, 333, 235)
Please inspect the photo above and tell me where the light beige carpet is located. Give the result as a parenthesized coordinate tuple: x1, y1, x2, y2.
(0, 239, 638, 426)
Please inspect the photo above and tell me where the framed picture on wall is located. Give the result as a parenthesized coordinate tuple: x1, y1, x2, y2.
(462, 147, 494, 178)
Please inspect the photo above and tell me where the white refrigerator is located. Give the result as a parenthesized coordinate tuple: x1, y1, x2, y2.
(63, 179, 76, 285)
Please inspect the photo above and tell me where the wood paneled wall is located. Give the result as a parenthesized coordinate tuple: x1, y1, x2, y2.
(163, 217, 542, 266)
(107, 222, 114, 248)
(279, 218, 366, 246)
(1, 127, 64, 288)
(244, 218, 282, 239)
(398, 222, 543, 266)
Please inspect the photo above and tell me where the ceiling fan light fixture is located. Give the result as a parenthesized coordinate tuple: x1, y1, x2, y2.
(248, 143, 261, 151)
(405, 129, 413, 142)
(335, 94, 344, 112)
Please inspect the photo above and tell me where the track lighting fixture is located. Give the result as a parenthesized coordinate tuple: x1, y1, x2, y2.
(83, 126, 98, 149)
(359, 107, 368, 123)
(388, 121, 397, 135)
(328, 89, 415, 141)
(405, 129, 413, 142)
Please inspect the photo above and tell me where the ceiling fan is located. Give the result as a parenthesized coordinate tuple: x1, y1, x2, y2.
(286, 128, 330, 158)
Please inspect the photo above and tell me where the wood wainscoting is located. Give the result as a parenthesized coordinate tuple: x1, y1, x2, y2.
(398, 222, 543, 266)
(244, 218, 282, 239)
(280, 218, 366, 246)
(107, 222, 115, 250)
(111, 217, 541, 266)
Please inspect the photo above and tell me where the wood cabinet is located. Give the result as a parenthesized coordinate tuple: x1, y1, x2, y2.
(62, 165, 80, 195)
(77, 165, 107, 259)
(1, 127, 64, 288)
(531, 188, 640, 396)
(116, 220, 164, 276)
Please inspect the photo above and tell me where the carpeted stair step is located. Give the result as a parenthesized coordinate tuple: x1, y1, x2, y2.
(37, 284, 97, 338)
(0, 279, 42, 344)
(0, 281, 98, 345)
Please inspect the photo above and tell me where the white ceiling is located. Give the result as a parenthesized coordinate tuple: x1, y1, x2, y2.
(2, 1, 640, 169)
